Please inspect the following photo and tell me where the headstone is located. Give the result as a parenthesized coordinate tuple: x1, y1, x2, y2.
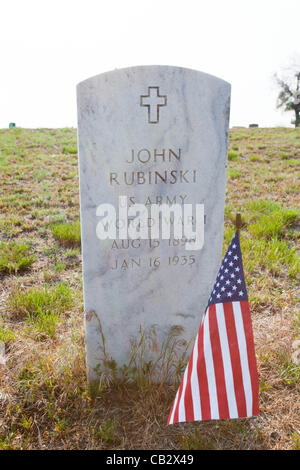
(77, 66, 231, 383)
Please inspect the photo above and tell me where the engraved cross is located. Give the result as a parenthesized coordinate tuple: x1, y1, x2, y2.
(140, 86, 167, 124)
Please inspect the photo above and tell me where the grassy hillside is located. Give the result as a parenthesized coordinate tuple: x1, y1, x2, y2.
(0, 127, 299, 450)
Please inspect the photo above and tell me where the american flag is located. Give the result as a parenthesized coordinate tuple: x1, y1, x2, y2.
(167, 231, 259, 424)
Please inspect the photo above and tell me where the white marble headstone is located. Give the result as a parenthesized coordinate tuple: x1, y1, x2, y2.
(77, 66, 231, 383)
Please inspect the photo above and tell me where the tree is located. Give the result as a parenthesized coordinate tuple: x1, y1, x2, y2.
(275, 70, 300, 127)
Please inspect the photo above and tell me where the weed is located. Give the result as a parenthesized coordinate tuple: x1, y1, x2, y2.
(97, 418, 119, 443)
(0, 434, 17, 450)
(291, 432, 300, 450)
(54, 417, 70, 436)
(181, 430, 215, 450)
(259, 381, 272, 393)
(277, 354, 300, 386)
(20, 415, 33, 430)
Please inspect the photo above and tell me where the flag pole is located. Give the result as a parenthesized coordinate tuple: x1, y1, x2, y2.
(235, 212, 242, 238)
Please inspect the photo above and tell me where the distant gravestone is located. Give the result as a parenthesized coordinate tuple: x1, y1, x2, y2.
(77, 66, 231, 383)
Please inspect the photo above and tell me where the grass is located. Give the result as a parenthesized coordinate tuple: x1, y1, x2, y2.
(244, 237, 299, 279)
(8, 283, 74, 338)
(228, 168, 241, 179)
(51, 220, 81, 247)
(0, 324, 15, 344)
(249, 154, 263, 162)
(0, 126, 299, 449)
(24, 309, 60, 339)
(0, 241, 34, 274)
(62, 145, 77, 155)
(228, 150, 239, 161)
(248, 207, 298, 240)
(8, 283, 73, 320)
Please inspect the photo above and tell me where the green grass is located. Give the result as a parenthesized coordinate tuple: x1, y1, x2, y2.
(0, 241, 34, 274)
(62, 145, 77, 155)
(8, 284, 74, 337)
(249, 154, 263, 162)
(242, 237, 299, 279)
(228, 150, 239, 161)
(228, 168, 241, 179)
(25, 309, 61, 339)
(280, 152, 289, 160)
(0, 324, 15, 344)
(245, 199, 281, 216)
(9, 283, 73, 318)
(51, 220, 81, 247)
(249, 209, 298, 240)
(244, 200, 299, 240)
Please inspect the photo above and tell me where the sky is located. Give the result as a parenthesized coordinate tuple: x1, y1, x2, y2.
(0, 0, 299, 129)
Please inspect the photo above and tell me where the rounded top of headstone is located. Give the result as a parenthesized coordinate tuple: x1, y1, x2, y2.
(77, 65, 231, 90)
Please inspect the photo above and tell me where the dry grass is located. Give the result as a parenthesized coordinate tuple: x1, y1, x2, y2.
(0, 126, 299, 450)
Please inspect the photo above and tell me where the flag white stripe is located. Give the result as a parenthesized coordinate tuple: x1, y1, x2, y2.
(203, 308, 219, 419)
(190, 333, 202, 420)
(232, 301, 253, 416)
(178, 360, 189, 422)
(215, 303, 238, 418)
(168, 387, 180, 425)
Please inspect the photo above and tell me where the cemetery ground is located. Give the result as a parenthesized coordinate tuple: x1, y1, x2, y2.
(0, 126, 299, 451)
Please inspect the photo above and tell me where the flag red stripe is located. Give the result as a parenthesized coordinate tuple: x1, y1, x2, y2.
(223, 302, 247, 417)
(240, 301, 259, 415)
(183, 346, 195, 422)
(197, 318, 211, 420)
(209, 305, 230, 419)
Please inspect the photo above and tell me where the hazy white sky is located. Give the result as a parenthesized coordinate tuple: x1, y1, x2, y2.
(0, 0, 299, 129)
